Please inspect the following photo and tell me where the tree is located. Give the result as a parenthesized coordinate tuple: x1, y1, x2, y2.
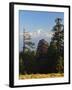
(47, 42, 58, 73)
(23, 29, 35, 52)
(19, 28, 36, 74)
(48, 18, 64, 73)
(56, 56, 64, 73)
(19, 51, 25, 74)
(52, 18, 64, 56)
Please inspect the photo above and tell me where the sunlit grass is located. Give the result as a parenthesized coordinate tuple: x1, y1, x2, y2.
(19, 73, 64, 79)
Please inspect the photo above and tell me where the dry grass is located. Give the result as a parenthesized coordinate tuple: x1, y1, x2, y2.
(19, 73, 64, 79)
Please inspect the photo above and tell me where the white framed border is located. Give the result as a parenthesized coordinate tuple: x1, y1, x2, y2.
(9, 2, 70, 87)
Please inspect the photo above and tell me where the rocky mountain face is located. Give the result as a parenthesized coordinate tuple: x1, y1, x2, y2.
(35, 39, 49, 73)
(36, 39, 48, 56)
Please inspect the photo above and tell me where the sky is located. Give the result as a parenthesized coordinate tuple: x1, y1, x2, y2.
(19, 10, 64, 52)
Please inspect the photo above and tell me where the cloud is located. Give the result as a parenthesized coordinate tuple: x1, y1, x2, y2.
(19, 28, 53, 38)
(19, 28, 54, 51)
(30, 29, 54, 49)
(29, 29, 53, 39)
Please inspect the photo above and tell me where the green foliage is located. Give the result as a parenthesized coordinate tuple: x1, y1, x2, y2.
(49, 17, 64, 73)
(52, 18, 64, 55)
(19, 50, 36, 74)
(19, 58, 24, 74)
(47, 42, 58, 73)
(19, 52, 25, 74)
(56, 56, 64, 73)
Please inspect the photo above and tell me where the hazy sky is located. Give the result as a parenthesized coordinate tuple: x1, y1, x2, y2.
(19, 10, 64, 52)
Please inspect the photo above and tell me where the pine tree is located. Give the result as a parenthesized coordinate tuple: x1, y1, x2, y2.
(23, 28, 35, 52)
(48, 18, 64, 73)
(52, 18, 64, 56)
